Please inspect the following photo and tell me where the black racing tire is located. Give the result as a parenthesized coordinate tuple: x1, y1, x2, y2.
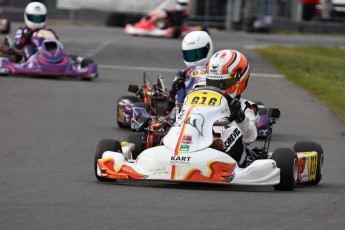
(125, 132, 144, 159)
(293, 141, 324, 185)
(117, 95, 139, 128)
(272, 148, 298, 191)
(94, 139, 122, 182)
(81, 58, 94, 67)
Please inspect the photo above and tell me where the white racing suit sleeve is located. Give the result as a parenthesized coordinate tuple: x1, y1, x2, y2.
(212, 99, 258, 166)
(236, 99, 258, 144)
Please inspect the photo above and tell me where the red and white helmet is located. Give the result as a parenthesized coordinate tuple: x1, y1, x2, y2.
(206, 49, 250, 97)
(24, 2, 47, 29)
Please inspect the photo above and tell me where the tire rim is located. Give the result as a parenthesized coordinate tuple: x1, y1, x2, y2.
(293, 156, 298, 182)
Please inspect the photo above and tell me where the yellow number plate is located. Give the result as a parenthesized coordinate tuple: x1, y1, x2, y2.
(185, 91, 222, 107)
(190, 68, 206, 78)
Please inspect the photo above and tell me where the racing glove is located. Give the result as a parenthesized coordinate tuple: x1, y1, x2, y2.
(229, 98, 245, 123)
(174, 77, 185, 90)
(23, 28, 34, 44)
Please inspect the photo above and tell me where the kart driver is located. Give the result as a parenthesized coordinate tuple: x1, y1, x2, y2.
(14, 1, 58, 61)
(164, 0, 189, 29)
(206, 49, 259, 167)
(169, 30, 213, 107)
(153, 0, 189, 31)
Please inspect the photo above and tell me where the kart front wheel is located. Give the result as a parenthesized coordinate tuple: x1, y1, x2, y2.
(80, 58, 95, 81)
(125, 132, 144, 159)
(117, 95, 139, 128)
(94, 139, 122, 182)
(293, 141, 324, 185)
(272, 148, 298, 191)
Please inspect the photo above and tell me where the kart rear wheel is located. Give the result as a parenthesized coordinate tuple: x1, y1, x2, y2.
(293, 141, 324, 185)
(94, 139, 122, 182)
(117, 95, 139, 128)
(81, 58, 94, 67)
(272, 148, 298, 191)
(125, 132, 144, 159)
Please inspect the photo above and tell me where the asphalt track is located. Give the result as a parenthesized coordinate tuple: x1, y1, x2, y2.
(1, 24, 345, 230)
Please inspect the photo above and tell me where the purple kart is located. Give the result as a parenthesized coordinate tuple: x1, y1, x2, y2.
(0, 29, 98, 80)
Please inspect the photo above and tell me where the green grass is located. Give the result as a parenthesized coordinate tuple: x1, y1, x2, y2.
(255, 45, 345, 121)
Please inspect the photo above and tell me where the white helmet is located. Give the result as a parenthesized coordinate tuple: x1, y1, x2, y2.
(176, 0, 189, 11)
(182, 31, 213, 68)
(24, 2, 47, 29)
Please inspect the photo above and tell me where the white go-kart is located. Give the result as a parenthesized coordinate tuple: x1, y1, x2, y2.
(95, 86, 324, 191)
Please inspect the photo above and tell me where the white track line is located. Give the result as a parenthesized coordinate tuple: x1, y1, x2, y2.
(86, 39, 113, 57)
(99, 64, 284, 78)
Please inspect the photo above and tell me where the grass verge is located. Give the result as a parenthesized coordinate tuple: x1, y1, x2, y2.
(255, 45, 345, 122)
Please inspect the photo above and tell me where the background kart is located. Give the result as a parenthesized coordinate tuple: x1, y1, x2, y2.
(0, 36, 22, 63)
(117, 73, 171, 129)
(0, 29, 98, 80)
(96, 87, 324, 190)
(124, 10, 206, 38)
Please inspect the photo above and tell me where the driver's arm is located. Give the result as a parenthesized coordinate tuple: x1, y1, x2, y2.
(236, 100, 258, 143)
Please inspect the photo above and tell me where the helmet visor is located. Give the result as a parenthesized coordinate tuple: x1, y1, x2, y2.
(206, 77, 239, 90)
(27, 14, 46, 23)
(182, 43, 210, 63)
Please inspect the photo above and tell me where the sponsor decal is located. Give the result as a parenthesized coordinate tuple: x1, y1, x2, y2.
(170, 156, 191, 165)
(179, 144, 190, 152)
(148, 167, 169, 175)
(224, 127, 241, 151)
(212, 64, 218, 69)
(305, 152, 318, 181)
(185, 113, 204, 137)
(181, 135, 192, 144)
(297, 151, 317, 182)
